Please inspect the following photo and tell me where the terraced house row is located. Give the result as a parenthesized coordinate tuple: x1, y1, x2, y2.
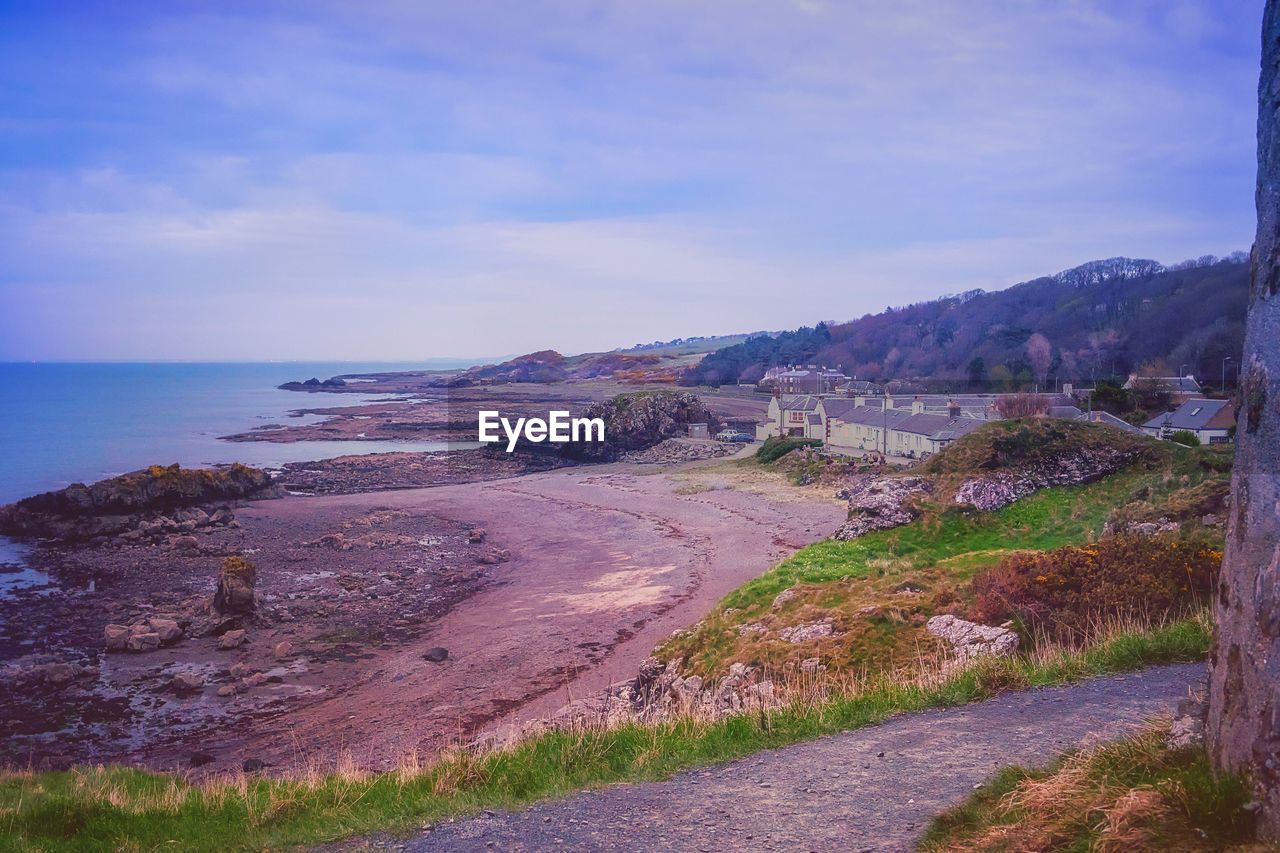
(756, 389, 1212, 460)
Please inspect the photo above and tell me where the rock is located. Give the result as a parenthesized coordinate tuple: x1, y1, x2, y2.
(0, 463, 280, 542)
(242, 758, 266, 773)
(229, 662, 254, 678)
(779, 619, 837, 644)
(170, 671, 204, 692)
(738, 622, 767, 637)
(147, 618, 183, 644)
(772, 588, 799, 609)
(559, 391, 724, 462)
(103, 623, 131, 651)
(243, 672, 268, 687)
(43, 663, 80, 686)
(189, 751, 215, 767)
(172, 535, 200, 551)
(216, 684, 237, 697)
(273, 640, 293, 659)
(218, 629, 247, 650)
(951, 446, 1143, 512)
(800, 657, 825, 674)
(1166, 693, 1208, 750)
(926, 614, 1019, 662)
(834, 477, 934, 540)
(467, 527, 487, 544)
(210, 507, 234, 525)
(213, 556, 256, 615)
(127, 631, 161, 653)
(423, 647, 449, 663)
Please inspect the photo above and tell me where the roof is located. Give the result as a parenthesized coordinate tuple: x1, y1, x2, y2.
(818, 398, 863, 420)
(1047, 405, 1084, 419)
(894, 413, 985, 440)
(826, 405, 912, 429)
(1124, 375, 1202, 393)
(778, 395, 821, 412)
(806, 413, 822, 425)
(1142, 398, 1234, 431)
(1086, 411, 1145, 435)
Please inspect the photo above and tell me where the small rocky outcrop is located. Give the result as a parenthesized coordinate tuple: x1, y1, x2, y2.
(833, 476, 934, 540)
(104, 616, 187, 653)
(0, 463, 278, 542)
(950, 446, 1142, 512)
(619, 438, 738, 465)
(926, 614, 1019, 663)
(779, 619, 838, 644)
(558, 392, 723, 462)
(213, 556, 256, 616)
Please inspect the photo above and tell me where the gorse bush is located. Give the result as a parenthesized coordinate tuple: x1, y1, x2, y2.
(755, 436, 822, 463)
(1169, 429, 1202, 447)
(969, 533, 1221, 639)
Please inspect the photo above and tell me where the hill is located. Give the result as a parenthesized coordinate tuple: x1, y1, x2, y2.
(682, 254, 1248, 387)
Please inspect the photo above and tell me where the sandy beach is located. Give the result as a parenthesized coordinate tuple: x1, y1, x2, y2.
(1, 448, 844, 774)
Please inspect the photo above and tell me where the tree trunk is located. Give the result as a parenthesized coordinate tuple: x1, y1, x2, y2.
(1206, 1, 1280, 837)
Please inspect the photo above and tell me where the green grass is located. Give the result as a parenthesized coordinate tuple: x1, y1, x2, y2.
(0, 619, 1211, 851)
(920, 718, 1254, 851)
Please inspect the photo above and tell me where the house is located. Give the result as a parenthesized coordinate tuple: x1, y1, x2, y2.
(759, 394, 823, 439)
(889, 413, 984, 458)
(823, 402, 912, 455)
(1142, 398, 1235, 444)
(836, 379, 885, 397)
(1083, 410, 1145, 435)
(776, 366, 848, 395)
(1123, 374, 1202, 398)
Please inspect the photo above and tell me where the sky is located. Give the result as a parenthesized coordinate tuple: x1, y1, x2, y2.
(0, 0, 1264, 361)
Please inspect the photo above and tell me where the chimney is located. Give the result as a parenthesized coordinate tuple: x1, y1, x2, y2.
(948, 400, 961, 418)
(911, 396, 924, 415)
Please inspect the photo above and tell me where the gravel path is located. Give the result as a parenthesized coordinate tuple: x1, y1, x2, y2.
(374, 663, 1204, 852)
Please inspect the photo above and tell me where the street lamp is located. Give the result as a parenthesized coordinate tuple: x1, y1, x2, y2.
(1180, 363, 1188, 378)
(1222, 356, 1234, 393)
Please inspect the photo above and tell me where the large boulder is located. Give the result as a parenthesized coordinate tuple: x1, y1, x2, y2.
(926, 614, 1019, 662)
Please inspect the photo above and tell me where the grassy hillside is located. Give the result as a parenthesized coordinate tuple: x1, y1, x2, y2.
(658, 425, 1230, 679)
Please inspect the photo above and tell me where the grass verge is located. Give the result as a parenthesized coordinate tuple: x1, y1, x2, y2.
(919, 721, 1257, 851)
(0, 616, 1211, 852)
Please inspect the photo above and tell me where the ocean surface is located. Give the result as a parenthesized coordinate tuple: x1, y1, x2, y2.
(0, 361, 480, 506)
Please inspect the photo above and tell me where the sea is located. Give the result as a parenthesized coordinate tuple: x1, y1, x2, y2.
(0, 360, 484, 505)
(0, 360, 485, 592)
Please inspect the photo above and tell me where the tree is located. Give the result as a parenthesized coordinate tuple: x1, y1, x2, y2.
(995, 392, 1049, 419)
(1206, 3, 1280, 838)
(1026, 332, 1053, 385)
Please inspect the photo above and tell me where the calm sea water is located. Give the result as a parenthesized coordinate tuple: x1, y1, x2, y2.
(0, 361, 480, 506)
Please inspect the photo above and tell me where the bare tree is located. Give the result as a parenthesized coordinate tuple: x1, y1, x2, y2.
(1207, 2, 1280, 838)
(995, 392, 1049, 419)
(1025, 332, 1052, 384)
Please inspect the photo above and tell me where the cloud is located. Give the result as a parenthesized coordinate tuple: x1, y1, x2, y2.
(0, 0, 1261, 359)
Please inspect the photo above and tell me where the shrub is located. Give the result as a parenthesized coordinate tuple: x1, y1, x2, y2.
(1168, 429, 1202, 447)
(755, 436, 822, 463)
(969, 533, 1221, 639)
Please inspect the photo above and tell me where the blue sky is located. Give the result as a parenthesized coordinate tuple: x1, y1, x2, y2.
(0, 0, 1263, 360)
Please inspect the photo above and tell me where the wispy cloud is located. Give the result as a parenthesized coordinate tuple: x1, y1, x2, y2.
(0, 0, 1261, 359)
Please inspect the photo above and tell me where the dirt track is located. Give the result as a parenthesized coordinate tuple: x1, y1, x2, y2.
(380, 663, 1204, 852)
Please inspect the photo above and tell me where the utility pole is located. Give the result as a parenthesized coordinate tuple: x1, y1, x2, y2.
(1222, 355, 1233, 393)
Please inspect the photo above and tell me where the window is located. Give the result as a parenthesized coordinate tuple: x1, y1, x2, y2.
(1189, 407, 1202, 416)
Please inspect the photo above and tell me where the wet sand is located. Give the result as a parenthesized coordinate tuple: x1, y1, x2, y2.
(199, 452, 845, 769)
(1, 450, 844, 773)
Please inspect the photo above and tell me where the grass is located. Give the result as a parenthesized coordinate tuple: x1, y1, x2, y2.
(0, 617, 1212, 851)
(919, 721, 1257, 851)
(659, 438, 1230, 678)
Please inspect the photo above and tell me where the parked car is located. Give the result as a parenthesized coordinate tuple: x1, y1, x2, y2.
(716, 430, 754, 442)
